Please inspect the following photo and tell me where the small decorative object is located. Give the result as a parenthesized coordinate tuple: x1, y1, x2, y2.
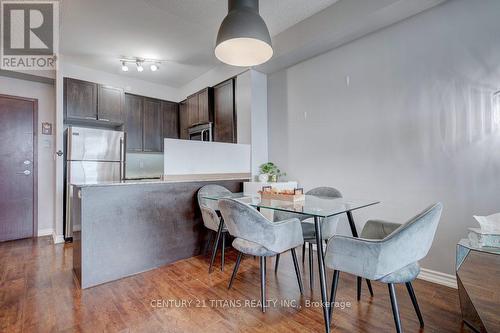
(259, 162, 286, 182)
(259, 186, 305, 202)
(258, 173, 269, 183)
(473, 213, 500, 233)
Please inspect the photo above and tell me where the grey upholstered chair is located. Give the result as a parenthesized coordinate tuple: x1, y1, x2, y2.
(325, 203, 443, 332)
(274, 187, 343, 289)
(197, 185, 232, 273)
(219, 198, 304, 312)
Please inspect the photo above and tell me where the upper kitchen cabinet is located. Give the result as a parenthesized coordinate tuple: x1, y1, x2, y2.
(179, 100, 189, 140)
(124, 94, 144, 152)
(213, 79, 236, 143)
(64, 78, 97, 121)
(197, 88, 212, 123)
(186, 94, 199, 127)
(162, 101, 179, 139)
(98, 85, 124, 124)
(143, 98, 163, 152)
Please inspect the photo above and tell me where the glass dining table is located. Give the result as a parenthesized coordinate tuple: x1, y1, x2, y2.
(202, 192, 380, 333)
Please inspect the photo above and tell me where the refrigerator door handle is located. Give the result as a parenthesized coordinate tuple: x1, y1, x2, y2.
(119, 137, 125, 180)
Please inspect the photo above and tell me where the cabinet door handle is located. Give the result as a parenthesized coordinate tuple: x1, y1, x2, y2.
(84, 116, 96, 120)
(99, 118, 110, 122)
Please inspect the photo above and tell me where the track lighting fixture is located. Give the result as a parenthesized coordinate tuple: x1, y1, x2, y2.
(119, 58, 164, 73)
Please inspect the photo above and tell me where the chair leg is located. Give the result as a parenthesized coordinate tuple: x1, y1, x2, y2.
(274, 253, 280, 273)
(406, 282, 424, 328)
(328, 270, 340, 321)
(366, 279, 374, 297)
(357, 276, 362, 301)
(388, 284, 403, 333)
(209, 226, 223, 273)
(290, 248, 304, 294)
(308, 243, 314, 289)
(260, 257, 267, 313)
(302, 243, 306, 263)
(204, 231, 214, 255)
(221, 232, 225, 272)
(228, 252, 243, 289)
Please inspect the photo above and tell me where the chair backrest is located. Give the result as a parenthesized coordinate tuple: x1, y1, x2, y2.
(273, 186, 342, 223)
(197, 185, 231, 231)
(219, 198, 273, 246)
(197, 185, 231, 211)
(383, 202, 443, 263)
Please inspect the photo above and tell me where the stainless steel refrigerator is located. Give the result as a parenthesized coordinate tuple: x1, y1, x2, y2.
(65, 126, 125, 239)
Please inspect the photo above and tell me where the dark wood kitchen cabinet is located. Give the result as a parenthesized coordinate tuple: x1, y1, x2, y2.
(213, 79, 236, 143)
(124, 94, 143, 152)
(179, 100, 189, 140)
(143, 99, 163, 152)
(186, 93, 199, 126)
(186, 87, 213, 127)
(64, 78, 97, 121)
(98, 85, 124, 124)
(162, 101, 179, 139)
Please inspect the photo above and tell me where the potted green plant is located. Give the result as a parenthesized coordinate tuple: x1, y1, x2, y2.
(259, 162, 286, 182)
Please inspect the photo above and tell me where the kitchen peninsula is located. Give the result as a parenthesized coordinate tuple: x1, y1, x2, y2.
(73, 140, 251, 289)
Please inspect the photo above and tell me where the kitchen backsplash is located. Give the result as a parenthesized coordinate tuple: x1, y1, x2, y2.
(126, 152, 164, 179)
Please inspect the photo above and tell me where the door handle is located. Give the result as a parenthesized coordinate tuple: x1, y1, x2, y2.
(24, 160, 31, 165)
(17, 170, 31, 175)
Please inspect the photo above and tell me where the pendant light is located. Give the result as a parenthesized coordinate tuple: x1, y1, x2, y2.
(215, 0, 273, 67)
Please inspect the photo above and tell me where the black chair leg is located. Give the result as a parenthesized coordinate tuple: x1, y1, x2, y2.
(228, 252, 243, 289)
(308, 244, 314, 289)
(388, 284, 403, 333)
(328, 270, 339, 321)
(406, 282, 424, 328)
(204, 231, 214, 255)
(260, 256, 267, 313)
(357, 276, 362, 301)
(274, 253, 280, 273)
(366, 279, 374, 297)
(209, 226, 223, 273)
(221, 232, 225, 271)
(302, 243, 306, 263)
(290, 248, 303, 294)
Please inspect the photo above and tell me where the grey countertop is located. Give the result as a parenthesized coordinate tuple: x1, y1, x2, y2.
(72, 176, 250, 188)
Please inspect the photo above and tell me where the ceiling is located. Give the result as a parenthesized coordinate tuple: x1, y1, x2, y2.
(60, 0, 339, 87)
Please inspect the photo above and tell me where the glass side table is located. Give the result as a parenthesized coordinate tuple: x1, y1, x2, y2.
(456, 239, 500, 333)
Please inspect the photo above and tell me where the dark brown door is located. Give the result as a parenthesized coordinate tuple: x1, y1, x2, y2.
(64, 78, 97, 121)
(98, 85, 124, 124)
(0, 95, 36, 242)
(186, 94, 199, 127)
(162, 101, 179, 139)
(143, 98, 162, 152)
(124, 94, 143, 152)
(179, 100, 189, 140)
(198, 88, 210, 123)
(214, 79, 236, 143)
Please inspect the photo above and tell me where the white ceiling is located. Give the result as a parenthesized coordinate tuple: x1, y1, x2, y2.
(60, 0, 339, 87)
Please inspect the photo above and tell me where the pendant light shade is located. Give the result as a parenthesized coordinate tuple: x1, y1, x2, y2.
(215, 0, 273, 67)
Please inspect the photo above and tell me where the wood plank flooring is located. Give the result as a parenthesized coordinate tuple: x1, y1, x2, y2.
(0, 237, 471, 332)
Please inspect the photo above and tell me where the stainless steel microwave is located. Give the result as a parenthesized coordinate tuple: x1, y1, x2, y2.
(188, 122, 212, 141)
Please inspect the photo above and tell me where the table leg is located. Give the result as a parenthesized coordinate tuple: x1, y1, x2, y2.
(314, 216, 331, 333)
(209, 218, 224, 273)
(346, 211, 374, 297)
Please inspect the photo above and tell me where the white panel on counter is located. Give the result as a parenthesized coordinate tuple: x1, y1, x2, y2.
(164, 139, 251, 176)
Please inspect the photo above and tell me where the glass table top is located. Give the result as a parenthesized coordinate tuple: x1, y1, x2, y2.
(202, 192, 380, 218)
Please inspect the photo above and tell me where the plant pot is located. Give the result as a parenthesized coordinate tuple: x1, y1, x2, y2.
(258, 174, 269, 183)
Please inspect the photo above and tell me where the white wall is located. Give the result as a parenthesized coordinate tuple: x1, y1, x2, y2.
(0, 76, 56, 236)
(268, 0, 500, 276)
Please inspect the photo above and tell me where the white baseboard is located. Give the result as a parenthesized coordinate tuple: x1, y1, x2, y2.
(417, 268, 457, 289)
(37, 228, 54, 237)
(52, 232, 65, 244)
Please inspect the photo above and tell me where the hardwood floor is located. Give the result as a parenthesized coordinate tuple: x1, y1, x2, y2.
(0, 237, 471, 333)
